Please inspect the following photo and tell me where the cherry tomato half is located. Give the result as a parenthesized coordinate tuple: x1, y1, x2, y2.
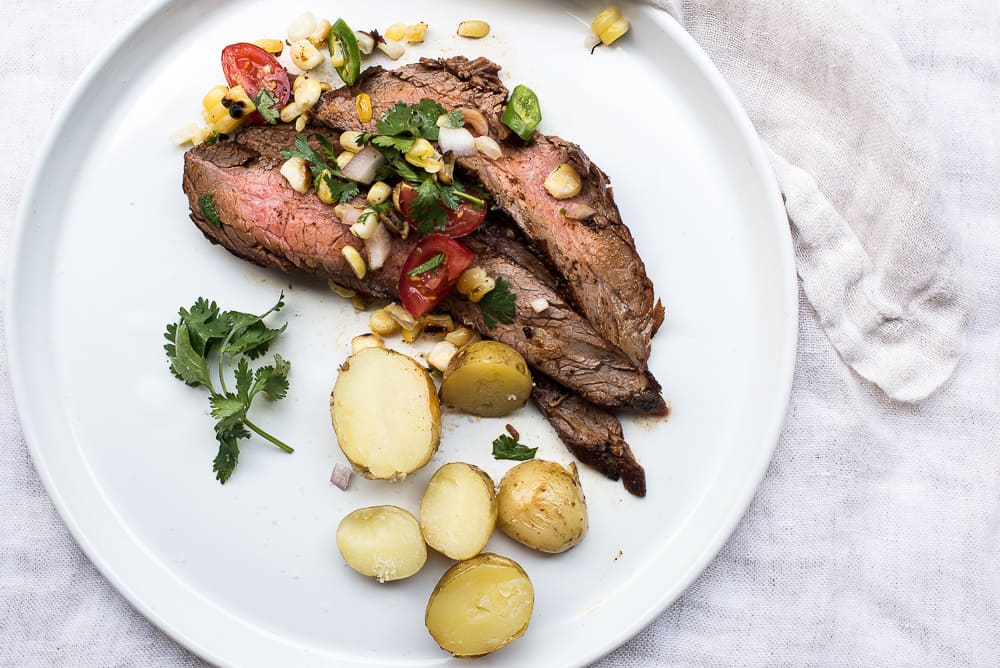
(399, 235, 476, 317)
(221, 43, 291, 119)
(397, 182, 488, 238)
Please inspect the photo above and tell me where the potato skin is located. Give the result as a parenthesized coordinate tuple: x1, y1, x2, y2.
(419, 463, 498, 560)
(496, 460, 588, 553)
(439, 341, 532, 417)
(425, 553, 534, 657)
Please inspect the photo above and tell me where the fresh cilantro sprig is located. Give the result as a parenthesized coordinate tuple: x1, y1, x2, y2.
(280, 133, 360, 203)
(164, 294, 294, 484)
(492, 434, 537, 461)
(479, 277, 516, 328)
(253, 89, 280, 125)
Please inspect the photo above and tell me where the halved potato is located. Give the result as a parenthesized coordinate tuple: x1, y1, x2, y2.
(425, 553, 534, 657)
(331, 346, 440, 480)
(336, 505, 427, 582)
(439, 341, 532, 417)
(497, 459, 588, 553)
(420, 463, 497, 560)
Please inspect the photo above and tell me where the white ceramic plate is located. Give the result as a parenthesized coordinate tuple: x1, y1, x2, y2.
(8, 1, 796, 665)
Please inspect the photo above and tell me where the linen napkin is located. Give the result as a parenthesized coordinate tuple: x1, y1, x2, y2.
(652, 0, 970, 401)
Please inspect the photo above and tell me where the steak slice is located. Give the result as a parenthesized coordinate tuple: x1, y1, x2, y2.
(182, 127, 665, 412)
(312, 56, 663, 368)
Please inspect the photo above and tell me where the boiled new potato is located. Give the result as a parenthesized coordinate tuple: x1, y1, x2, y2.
(425, 553, 534, 657)
(497, 459, 588, 553)
(331, 346, 440, 480)
(336, 505, 427, 582)
(420, 463, 497, 560)
(439, 341, 532, 417)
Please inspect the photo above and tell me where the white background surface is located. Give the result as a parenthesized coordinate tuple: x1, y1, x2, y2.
(2, 1, 998, 667)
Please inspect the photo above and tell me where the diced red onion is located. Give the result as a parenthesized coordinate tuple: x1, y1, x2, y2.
(330, 463, 352, 490)
(341, 145, 385, 184)
(437, 126, 477, 157)
(364, 221, 392, 270)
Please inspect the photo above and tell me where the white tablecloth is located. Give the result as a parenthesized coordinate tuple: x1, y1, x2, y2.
(2, 1, 998, 665)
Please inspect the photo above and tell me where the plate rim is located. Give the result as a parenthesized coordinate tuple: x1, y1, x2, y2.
(6, 2, 798, 665)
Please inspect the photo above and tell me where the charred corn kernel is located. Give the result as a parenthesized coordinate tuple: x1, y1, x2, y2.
(340, 130, 364, 153)
(457, 267, 489, 295)
(544, 163, 583, 199)
(531, 298, 551, 313)
(202, 85, 229, 112)
(355, 30, 376, 54)
(378, 39, 405, 60)
(421, 314, 455, 333)
(280, 157, 311, 193)
(599, 17, 630, 45)
(401, 322, 425, 344)
(405, 137, 443, 173)
(328, 280, 357, 298)
(384, 302, 419, 330)
(336, 152, 354, 170)
(385, 23, 407, 41)
(169, 123, 202, 146)
(369, 308, 401, 336)
(591, 6, 621, 35)
(308, 19, 331, 46)
(356, 93, 373, 123)
(467, 276, 496, 303)
(254, 38, 284, 55)
(319, 80, 333, 93)
(403, 22, 429, 43)
(342, 245, 367, 279)
(427, 341, 458, 373)
(445, 327, 480, 348)
(350, 208, 379, 239)
(294, 75, 323, 109)
(351, 333, 385, 353)
(329, 40, 346, 68)
(367, 181, 392, 204)
(474, 135, 503, 160)
(290, 39, 323, 70)
(457, 20, 490, 38)
(288, 11, 317, 42)
(280, 101, 303, 123)
(351, 294, 371, 311)
(294, 113, 309, 132)
(211, 86, 256, 135)
(316, 170, 336, 203)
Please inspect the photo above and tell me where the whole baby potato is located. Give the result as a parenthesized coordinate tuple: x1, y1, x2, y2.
(439, 341, 532, 417)
(496, 459, 588, 553)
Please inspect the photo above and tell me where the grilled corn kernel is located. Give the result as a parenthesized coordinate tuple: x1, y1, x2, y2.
(544, 163, 583, 199)
(445, 327, 481, 348)
(370, 308, 401, 336)
(403, 22, 429, 43)
(531, 298, 551, 313)
(378, 39, 405, 60)
(290, 39, 324, 70)
(280, 157, 311, 193)
(367, 181, 392, 204)
(384, 302, 419, 330)
(294, 75, 323, 109)
(457, 267, 488, 295)
(356, 93, 373, 123)
(309, 19, 331, 46)
(328, 281, 357, 298)
(342, 245, 367, 279)
(352, 333, 385, 353)
(202, 85, 229, 112)
(350, 208, 379, 239)
(211, 86, 256, 135)
(329, 40, 346, 68)
(169, 123, 201, 146)
(254, 38, 284, 55)
(316, 170, 336, 203)
(340, 131, 364, 153)
(295, 113, 309, 132)
(457, 20, 490, 38)
(421, 314, 455, 334)
(288, 11, 317, 42)
(336, 152, 354, 170)
(599, 17, 630, 45)
(427, 341, 458, 373)
(401, 322, 426, 344)
(280, 102, 302, 122)
(385, 23, 407, 41)
(474, 135, 503, 160)
(591, 6, 621, 35)
(467, 276, 496, 303)
(405, 138, 442, 172)
(355, 30, 376, 54)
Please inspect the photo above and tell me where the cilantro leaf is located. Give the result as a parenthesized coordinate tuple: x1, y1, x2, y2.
(234, 358, 253, 400)
(253, 89, 280, 124)
(253, 354, 291, 400)
(407, 252, 445, 277)
(370, 134, 416, 152)
(213, 433, 241, 484)
(492, 434, 537, 461)
(209, 393, 246, 420)
(445, 109, 465, 128)
(318, 171, 360, 204)
(479, 277, 516, 328)
(411, 178, 461, 234)
(376, 99, 446, 140)
(313, 133, 338, 163)
(164, 320, 212, 387)
(198, 194, 223, 228)
(179, 298, 229, 356)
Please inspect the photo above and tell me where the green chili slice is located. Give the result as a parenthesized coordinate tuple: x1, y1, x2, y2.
(501, 85, 542, 141)
(329, 18, 361, 86)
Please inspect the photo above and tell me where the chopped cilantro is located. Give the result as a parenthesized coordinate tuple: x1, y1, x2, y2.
(253, 89, 280, 125)
(407, 252, 445, 277)
(492, 434, 537, 461)
(445, 109, 465, 128)
(479, 277, 516, 328)
(198, 194, 222, 228)
(376, 99, 447, 140)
